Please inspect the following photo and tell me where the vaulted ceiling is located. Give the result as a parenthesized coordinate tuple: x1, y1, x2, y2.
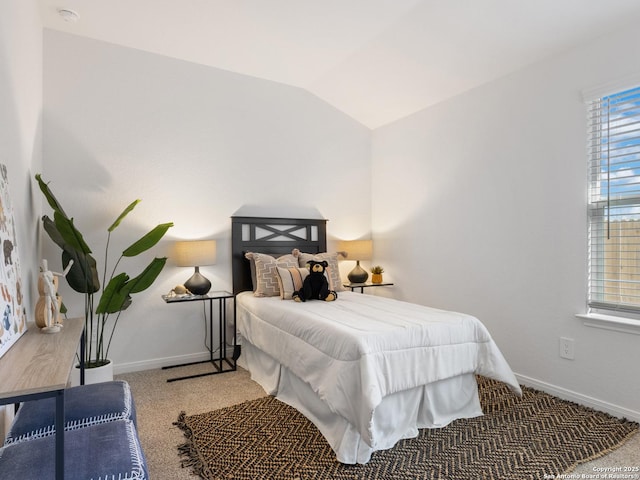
(38, 0, 640, 129)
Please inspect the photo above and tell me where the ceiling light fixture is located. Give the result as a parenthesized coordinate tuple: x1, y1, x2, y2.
(58, 8, 80, 22)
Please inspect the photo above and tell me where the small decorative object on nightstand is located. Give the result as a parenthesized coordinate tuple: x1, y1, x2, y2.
(370, 265, 384, 284)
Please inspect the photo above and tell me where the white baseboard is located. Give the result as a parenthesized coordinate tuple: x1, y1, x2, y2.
(113, 351, 211, 375)
(515, 373, 640, 422)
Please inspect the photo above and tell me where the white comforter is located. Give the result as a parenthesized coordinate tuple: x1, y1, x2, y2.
(236, 291, 521, 449)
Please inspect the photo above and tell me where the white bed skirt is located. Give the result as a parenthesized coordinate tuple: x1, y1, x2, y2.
(239, 340, 484, 464)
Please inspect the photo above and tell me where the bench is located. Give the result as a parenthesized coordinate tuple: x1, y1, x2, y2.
(0, 380, 148, 479)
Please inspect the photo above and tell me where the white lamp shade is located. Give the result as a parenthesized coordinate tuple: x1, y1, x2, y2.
(173, 240, 217, 267)
(337, 240, 373, 261)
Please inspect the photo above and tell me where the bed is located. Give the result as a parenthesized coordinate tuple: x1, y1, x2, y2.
(231, 216, 522, 464)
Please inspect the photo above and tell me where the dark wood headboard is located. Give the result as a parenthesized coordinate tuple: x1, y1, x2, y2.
(231, 216, 327, 294)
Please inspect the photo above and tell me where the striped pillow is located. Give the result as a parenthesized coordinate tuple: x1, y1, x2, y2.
(276, 267, 309, 300)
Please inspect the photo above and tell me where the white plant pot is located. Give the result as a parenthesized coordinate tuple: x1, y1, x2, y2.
(70, 360, 113, 386)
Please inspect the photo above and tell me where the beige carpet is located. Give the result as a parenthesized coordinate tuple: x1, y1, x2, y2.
(117, 365, 640, 480)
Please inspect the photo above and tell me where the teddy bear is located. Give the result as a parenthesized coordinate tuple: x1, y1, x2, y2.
(293, 260, 337, 302)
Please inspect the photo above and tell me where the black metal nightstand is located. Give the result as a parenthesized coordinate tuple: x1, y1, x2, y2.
(344, 282, 394, 294)
(161, 291, 236, 382)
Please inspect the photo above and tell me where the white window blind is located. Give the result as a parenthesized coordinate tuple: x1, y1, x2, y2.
(587, 85, 640, 313)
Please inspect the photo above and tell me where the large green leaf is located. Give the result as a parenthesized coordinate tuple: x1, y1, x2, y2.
(63, 249, 100, 294)
(108, 200, 141, 232)
(126, 257, 167, 294)
(122, 223, 174, 257)
(54, 211, 92, 254)
(95, 258, 166, 314)
(42, 215, 67, 251)
(96, 273, 130, 314)
(43, 214, 100, 294)
(35, 174, 68, 218)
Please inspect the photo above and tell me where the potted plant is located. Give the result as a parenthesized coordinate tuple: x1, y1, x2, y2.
(35, 174, 173, 381)
(371, 266, 384, 284)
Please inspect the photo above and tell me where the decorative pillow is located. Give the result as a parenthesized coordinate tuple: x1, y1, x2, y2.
(245, 252, 298, 297)
(276, 267, 309, 300)
(293, 249, 345, 292)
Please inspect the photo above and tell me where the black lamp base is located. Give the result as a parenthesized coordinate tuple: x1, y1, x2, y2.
(184, 266, 211, 295)
(347, 261, 369, 284)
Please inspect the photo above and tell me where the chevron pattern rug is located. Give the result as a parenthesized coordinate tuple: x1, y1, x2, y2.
(175, 377, 638, 480)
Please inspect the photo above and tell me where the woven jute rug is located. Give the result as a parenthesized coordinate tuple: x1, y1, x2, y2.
(175, 377, 638, 480)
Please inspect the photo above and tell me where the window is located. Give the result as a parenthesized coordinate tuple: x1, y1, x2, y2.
(587, 85, 640, 313)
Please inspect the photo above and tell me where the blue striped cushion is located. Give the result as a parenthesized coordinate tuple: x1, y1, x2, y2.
(0, 419, 148, 480)
(5, 380, 136, 445)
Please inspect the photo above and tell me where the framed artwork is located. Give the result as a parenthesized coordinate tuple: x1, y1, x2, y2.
(0, 164, 27, 359)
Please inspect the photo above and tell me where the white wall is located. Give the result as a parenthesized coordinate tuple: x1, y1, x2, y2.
(0, 0, 43, 435)
(372, 24, 640, 419)
(43, 30, 371, 372)
(38, 7, 640, 419)
(0, 0, 42, 313)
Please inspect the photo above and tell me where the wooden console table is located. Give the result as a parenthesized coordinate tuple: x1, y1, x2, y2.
(0, 317, 85, 480)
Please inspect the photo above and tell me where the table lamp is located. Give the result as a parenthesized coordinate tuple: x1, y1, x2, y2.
(337, 240, 373, 284)
(174, 240, 217, 295)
